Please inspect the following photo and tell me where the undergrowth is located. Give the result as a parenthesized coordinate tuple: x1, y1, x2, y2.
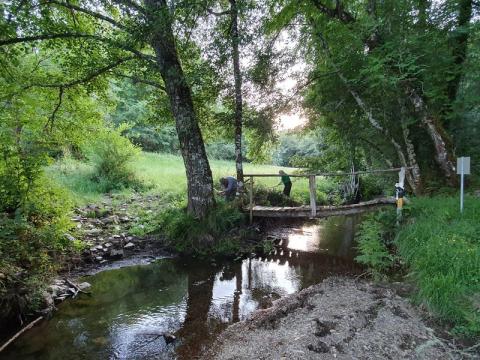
(154, 202, 249, 258)
(396, 196, 480, 338)
(356, 195, 480, 339)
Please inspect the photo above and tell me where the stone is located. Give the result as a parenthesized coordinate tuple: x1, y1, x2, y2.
(85, 228, 102, 236)
(95, 256, 103, 262)
(124, 242, 135, 249)
(102, 215, 119, 225)
(95, 245, 104, 251)
(163, 333, 176, 344)
(109, 249, 124, 259)
(104, 242, 113, 248)
(120, 216, 130, 223)
(64, 233, 76, 242)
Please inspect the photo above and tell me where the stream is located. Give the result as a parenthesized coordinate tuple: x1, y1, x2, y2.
(2, 214, 366, 360)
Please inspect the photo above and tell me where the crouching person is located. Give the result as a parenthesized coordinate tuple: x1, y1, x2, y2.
(219, 177, 238, 201)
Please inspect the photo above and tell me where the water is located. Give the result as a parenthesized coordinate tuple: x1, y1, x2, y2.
(2, 214, 364, 360)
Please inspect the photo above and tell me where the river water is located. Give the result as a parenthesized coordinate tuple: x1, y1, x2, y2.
(2, 214, 365, 360)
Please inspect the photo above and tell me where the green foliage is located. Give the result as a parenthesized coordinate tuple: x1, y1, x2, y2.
(396, 196, 480, 338)
(272, 131, 323, 167)
(84, 127, 142, 192)
(0, 179, 75, 319)
(355, 211, 396, 280)
(125, 125, 179, 154)
(156, 203, 246, 257)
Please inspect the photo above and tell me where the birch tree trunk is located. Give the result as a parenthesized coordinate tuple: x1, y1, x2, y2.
(229, 0, 244, 183)
(408, 88, 457, 186)
(145, 0, 215, 218)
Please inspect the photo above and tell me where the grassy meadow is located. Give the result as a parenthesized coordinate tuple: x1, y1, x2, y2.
(48, 152, 320, 205)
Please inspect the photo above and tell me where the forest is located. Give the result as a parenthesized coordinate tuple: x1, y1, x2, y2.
(1, 0, 479, 358)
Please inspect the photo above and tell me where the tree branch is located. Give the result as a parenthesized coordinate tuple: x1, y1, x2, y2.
(112, 0, 146, 14)
(45, 86, 64, 132)
(310, 0, 355, 23)
(207, 8, 231, 16)
(112, 72, 166, 91)
(31, 57, 135, 89)
(0, 33, 156, 62)
(40, 1, 126, 29)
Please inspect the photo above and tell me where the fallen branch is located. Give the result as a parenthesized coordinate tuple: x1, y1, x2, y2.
(65, 278, 91, 296)
(0, 316, 43, 353)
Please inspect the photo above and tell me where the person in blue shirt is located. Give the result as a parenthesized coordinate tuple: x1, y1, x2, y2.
(219, 177, 238, 201)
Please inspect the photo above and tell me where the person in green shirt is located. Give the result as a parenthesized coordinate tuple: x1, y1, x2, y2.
(278, 170, 292, 197)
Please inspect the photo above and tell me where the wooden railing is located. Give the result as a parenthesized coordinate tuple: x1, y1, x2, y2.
(244, 167, 409, 223)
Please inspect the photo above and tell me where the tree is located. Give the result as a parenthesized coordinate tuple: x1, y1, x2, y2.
(265, 0, 478, 190)
(1, 0, 216, 218)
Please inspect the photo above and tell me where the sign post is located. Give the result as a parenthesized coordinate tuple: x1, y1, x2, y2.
(457, 157, 471, 213)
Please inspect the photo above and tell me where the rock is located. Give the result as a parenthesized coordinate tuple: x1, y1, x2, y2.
(120, 216, 130, 223)
(102, 215, 119, 225)
(109, 249, 124, 259)
(124, 242, 135, 249)
(70, 216, 82, 222)
(163, 333, 176, 344)
(95, 245, 104, 251)
(104, 242, 113, 248)
(0, 273, 5, 280)
(48, 284, 64, 297)
(85, 228, 102, 236)
(95, 256, 103, 262)
(113, 234, 121, 239)
(64, 233, 76, 242)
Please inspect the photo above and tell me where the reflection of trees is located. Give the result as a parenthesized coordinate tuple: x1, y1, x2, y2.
(232, 262, 242, 322)
(175, 264, 215, 360)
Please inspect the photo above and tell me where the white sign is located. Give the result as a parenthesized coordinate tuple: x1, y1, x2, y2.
(457, 157, 470, 175)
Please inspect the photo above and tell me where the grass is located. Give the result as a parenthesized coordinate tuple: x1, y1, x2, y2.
(396, 196, 480, 338)
(48, 152, 330, 206)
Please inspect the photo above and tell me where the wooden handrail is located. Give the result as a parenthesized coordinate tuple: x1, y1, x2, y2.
(244, 167, 413, 178)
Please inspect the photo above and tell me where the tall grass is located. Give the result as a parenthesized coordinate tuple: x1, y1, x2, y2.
(49, 152, 330, 205)
(396, 196, 480, 338)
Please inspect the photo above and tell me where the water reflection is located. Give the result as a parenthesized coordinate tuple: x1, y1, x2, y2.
(3, 214, 364, 360)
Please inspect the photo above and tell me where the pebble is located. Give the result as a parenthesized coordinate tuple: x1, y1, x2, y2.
(124, 242, 135, 249)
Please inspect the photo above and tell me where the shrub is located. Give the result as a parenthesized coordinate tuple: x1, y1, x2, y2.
(0, 178, 76, 321)
(355, 212, 396, 280)
(156, 203, 246, 257)
(85, 128, 142, 192)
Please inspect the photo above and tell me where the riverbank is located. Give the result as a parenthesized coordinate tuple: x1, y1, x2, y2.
(203, 276, 473, 360)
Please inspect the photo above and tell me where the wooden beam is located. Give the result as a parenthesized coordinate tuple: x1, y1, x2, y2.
(244, 167, 413, 178)
(309, 175, 317, 218)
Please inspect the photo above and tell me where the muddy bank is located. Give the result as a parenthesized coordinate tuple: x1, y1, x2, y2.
(204, 276, 464, 360)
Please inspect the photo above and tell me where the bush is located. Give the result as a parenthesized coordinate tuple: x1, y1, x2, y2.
(0, 178, 76, 321)
(85, 128, 142, 192)
(156, 203, 246, 257)
(355, 211, 397, 280)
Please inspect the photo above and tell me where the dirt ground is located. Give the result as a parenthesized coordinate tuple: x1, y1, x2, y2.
(203, 277, 470, 360)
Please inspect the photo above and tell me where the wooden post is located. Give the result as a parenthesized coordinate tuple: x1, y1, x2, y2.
(309, 175, 316, 218)
(249, 176, 254, 224)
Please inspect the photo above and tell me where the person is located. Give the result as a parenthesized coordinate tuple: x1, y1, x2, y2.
(219, 176, 238, 201)
(278, 170, 292, 197)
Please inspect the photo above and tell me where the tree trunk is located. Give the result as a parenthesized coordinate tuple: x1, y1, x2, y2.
(399, 100, 422, 193)
(145, 0, 215, 218)
(229, 0, 244, 183)
(447, 0, 473, 102)
(408, 88, 458, 186)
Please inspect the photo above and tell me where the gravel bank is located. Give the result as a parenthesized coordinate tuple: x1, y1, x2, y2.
(204, 277, 459, 360)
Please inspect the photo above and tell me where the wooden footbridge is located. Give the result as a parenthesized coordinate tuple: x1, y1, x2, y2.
(244, 167, 408, 222)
